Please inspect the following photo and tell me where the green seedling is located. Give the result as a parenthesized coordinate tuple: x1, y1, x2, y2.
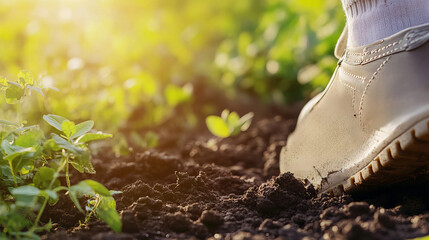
(1, 71, 53, 127)
(206, 109, 254, 138)
(69, 180, 122, 233)
(43, 114, 112, 188)
(164, 84, 193, 107)
(0, 71, 121, 239)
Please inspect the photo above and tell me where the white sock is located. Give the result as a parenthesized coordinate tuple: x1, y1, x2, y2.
(342, 0, 429, 47)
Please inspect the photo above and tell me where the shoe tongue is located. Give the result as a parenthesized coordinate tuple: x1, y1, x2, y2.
(334, 25, 348, 59)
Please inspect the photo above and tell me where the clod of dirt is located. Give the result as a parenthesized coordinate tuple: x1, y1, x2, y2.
(120, 210, 139, 233)
(199, 210, 224, 227)
(241, 172, 311, 215)
(343, 202, 371, 218)
(164, 212, 193, 233)
(374, 209, 396, 229)
(325, 221, 373, 240)
(184, 203, 205, 221)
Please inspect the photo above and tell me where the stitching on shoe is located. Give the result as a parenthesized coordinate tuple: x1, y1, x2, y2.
(364, 40, 401, 55)
(362, 47, 401, 64)
(340, 76, 357, 117)
(347, 40, 401, 64)
(348, 51, 365, 56)
(345, 24, 429, 65)
(358, 56, 391, 128)
(340, 68, 366, 82)
(342, 82, 356, 117)
(341, 81, 356, 91)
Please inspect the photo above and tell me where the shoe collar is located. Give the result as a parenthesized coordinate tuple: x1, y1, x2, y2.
(335, 22, 429, 66)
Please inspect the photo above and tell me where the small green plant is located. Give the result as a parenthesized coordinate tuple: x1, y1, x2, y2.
(0, 71, 121, 239)
(206, 109, 254, 138)
(70, 180, 122, 233)
(42, 114, 112, 188)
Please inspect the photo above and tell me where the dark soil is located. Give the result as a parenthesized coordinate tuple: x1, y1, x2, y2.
(41, 113, 429, 240)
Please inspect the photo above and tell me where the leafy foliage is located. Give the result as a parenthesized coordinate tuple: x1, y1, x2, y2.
(0, 0, 344, 153)
(0, 71, 120, 239)
(206, 109, 254, 138)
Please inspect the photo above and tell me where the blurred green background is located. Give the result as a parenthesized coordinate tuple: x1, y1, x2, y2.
(0, 0, 344, 152)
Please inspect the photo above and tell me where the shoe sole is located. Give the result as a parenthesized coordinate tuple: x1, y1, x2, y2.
(326, 117, 429, 196)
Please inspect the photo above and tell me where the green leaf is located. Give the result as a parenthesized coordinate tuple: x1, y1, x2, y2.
(33, 167, 60, 190)
(27, 85, 44, 97)
(43, 114, 68, 132)
(18, 70, 34, 86)
(43, 138, 61, 152)
(164, 84, 192, 107)
(31, 219, 53, 233)
(206, 116, 230, 138)
(70, 150, 95, 174)
(40, 190, 58, 202)
(238, 112, 254, 131)
(11, 185, 40, 195)
(20, 165, 33, 175)
(71, 120, 94, 139)
(0, 119, 18, 127)
(69, 181, 122, 232)
(231, 112, 254, 136)
(69, 180, 111, 212)
(227, 111, 240, 126)
(1, 140, 19, 155)
(76, 133, 112, 144)
(61, 120, 76, 139)
(4, 147, 35, 161)
(42, 190, 59, 205)
(0, 165, 15, 186)
(11, 185, 40, 207)
(12, 125, 38, 134)
(70, 162, 84, 173)
(5, 213, 32, 233)
(15, 129, 43, 148)
(5, 84, 24, 104)
(96, 196, 122, 233)
(69, 181, 94, 213)
(0, 76, 8, 89)
(221, 109, 230, 121)
(83, 180, 111, 196)
(51, 133, 83, 154)
(109, 190, 122, 196)
(143, 131, 159, 148)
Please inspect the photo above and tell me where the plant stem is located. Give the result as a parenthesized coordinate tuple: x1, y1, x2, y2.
(8, 160, 17, 187)
(66, 159, 70, 188)
(16, 101, 22, 127)
(29, 155, 68, 233)
(85, 194, 101, 223)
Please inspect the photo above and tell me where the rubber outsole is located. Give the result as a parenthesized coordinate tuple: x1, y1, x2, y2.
(326, 117, 429, 196)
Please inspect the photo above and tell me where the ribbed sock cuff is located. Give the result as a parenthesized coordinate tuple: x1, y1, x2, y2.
(342, 0, 429, 47)
(342, 0, 384, 17)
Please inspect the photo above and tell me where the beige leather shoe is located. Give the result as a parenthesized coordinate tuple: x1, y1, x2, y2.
(280, 23, 429, 195)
